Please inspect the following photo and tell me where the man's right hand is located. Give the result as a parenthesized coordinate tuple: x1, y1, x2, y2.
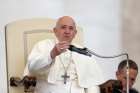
(50, 41, 70, 59)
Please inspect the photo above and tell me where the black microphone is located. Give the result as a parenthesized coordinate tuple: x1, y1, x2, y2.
(68, 45, 92, 57)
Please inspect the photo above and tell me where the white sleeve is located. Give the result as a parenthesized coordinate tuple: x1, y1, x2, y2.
(85, 86, 100, 93)
(28, 40, 54, 75)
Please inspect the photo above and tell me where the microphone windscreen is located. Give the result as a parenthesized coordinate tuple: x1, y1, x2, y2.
(68, 45, 91, 57)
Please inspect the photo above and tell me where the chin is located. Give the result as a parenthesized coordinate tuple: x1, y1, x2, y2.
(64, 38, 72, 42)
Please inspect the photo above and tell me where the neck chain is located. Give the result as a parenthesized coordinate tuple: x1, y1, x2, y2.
(59, 51, 72, 84)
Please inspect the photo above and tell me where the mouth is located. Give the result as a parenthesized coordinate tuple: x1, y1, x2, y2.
(64, 35, 71, 37)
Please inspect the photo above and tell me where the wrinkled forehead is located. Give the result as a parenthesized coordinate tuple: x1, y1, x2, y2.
(56, 17, 76, 28)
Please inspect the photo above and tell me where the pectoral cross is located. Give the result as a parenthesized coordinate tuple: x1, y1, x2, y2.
(61, 72, 70, 84)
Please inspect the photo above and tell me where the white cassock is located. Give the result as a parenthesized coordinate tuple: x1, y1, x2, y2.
(24, 39, 105, 93)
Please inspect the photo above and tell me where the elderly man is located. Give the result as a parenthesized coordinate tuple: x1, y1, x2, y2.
(26, 16, 104, 93)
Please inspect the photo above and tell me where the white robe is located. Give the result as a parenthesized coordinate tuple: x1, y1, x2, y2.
(24, 39, 105, 93)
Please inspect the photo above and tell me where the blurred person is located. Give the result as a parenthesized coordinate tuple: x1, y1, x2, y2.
(116, 59, 139, 93)
(100, 59, 139, 93)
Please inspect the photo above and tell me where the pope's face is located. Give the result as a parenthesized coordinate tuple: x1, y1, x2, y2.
(54, 17, 77, 43)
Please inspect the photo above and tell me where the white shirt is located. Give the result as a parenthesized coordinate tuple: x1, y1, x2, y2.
(57, 50, 77, 81)
(24, 39, 105, 93)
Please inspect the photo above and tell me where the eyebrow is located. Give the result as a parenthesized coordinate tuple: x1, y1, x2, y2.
(57, 24, 75, 28)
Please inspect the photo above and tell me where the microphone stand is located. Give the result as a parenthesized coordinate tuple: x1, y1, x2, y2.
(69, 45, 129, 93)
(85, 48, 129, 93)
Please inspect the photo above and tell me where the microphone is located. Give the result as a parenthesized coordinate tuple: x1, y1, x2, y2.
(68, 45, 92, 57)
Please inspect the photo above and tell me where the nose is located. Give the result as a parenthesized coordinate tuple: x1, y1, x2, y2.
(64, 28, 71, 33)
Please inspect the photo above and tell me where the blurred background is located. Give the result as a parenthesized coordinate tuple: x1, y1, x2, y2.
(0, 0, 140, 92)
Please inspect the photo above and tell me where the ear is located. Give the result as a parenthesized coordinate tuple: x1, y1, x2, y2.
(116, 71, 119, 76)
(75, 30, 77, 34)
(53, 27, 57, 33)
(116, 71, 121, 79)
